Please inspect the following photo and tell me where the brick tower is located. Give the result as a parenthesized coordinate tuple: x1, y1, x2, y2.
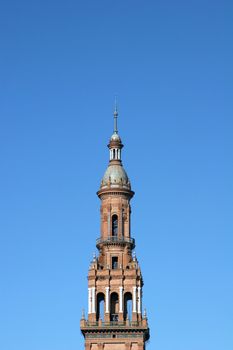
(80, 106, 150, 350)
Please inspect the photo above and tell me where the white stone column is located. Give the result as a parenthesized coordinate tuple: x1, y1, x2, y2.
(133, 286, 137, 313)
(137, 287, 141, 314)
(88, 288, 92, 314)
(105, 287, 110, 313)
(119, 286, 123, 313)
(91, 287, 96, 313)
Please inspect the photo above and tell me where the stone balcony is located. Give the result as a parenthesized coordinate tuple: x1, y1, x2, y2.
(80, 318, 149, 340)
(96, 236, 135, 249)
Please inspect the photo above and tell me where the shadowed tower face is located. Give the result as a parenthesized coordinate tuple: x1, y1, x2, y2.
(80, 106, 150, 350)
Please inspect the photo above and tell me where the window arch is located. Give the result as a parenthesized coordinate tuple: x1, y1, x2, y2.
(112, 214, 118, 237)
(110, 292, 119, 321)
(124, 292, 133, 321)
(96, 293, 105, 321)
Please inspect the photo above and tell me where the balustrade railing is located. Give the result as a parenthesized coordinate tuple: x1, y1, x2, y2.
(84, 320, 143, 328)
(96, 236, 135, 247)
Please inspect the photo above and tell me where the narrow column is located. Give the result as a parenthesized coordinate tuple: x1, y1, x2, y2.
(91, 287, 96, 313)
(85, 343, 91, 350)
(137, 287, 141, 314)
(88, 288, 92, 314)
(119, 286, 123, 313)
(132, 286, 137, 313)
(119, 199, 122, 238)
(129, 205, 131, 236)
(108, 213, 110, 237)
(105, 287, 110, 313)
(125, 343, 131, 350)
(122, 208, 124, 237)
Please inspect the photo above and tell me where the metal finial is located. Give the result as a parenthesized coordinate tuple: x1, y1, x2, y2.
(113, 96, 118, 134)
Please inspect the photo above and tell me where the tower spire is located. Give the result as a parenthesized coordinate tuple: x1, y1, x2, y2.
(108, 99, 123, 162)
(80, 105, 150, 349)
(113, 96, 118, 134)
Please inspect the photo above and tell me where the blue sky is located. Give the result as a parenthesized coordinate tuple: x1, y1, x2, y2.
(0, 1, 232, 349)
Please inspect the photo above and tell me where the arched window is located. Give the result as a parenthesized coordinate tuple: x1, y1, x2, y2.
(96, 293, 105, 321)
(112, 215, 118, 237)
(113, 149, 115, 159)
(110, 292, 119, 322)
(124, 292, 133, 321)
(112, 256, 118, 269)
